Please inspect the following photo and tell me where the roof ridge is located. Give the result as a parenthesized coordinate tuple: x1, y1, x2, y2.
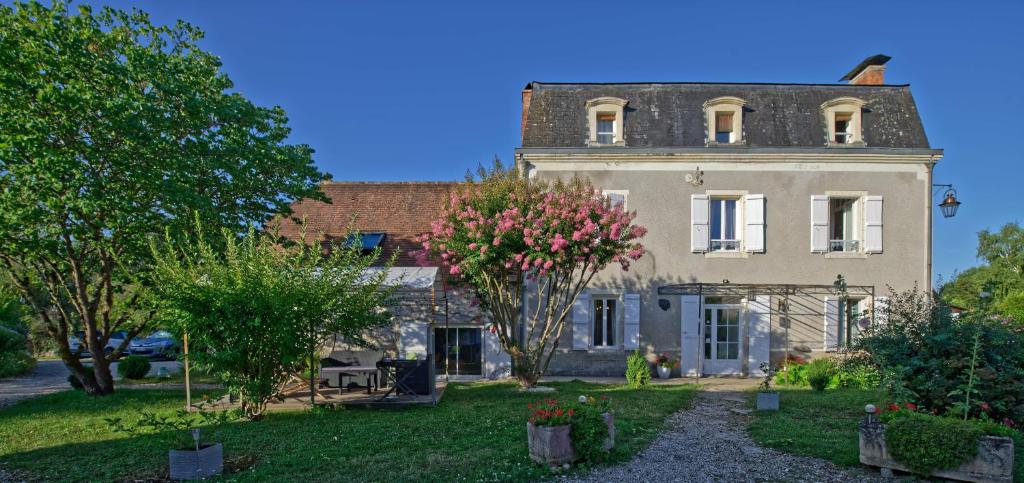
(528, 81, 910, 88)
(321, 180, 461, 185)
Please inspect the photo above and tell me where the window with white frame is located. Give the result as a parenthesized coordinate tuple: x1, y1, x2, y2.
(710, 197, 740, 251)
(703, 96, 745, 145)
(602, 190, 627, 211)
(585, 97, 627, 146)
(821, 97, 865, 146)
(829, 197, 860, 252)
(592, 296, 617, 347)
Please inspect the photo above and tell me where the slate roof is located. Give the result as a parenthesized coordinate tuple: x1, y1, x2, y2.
(521, 82, 930, 149)
(275, 182, 458, 266)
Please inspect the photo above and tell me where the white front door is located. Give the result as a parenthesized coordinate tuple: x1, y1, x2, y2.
(703, 305, 743, 375)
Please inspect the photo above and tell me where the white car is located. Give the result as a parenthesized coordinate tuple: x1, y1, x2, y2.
(68, 330, 127, 359)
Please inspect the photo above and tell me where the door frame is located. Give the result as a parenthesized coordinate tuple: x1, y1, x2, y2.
(700, 301, 746, 376)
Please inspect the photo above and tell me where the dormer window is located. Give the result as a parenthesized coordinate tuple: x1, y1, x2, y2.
(585, 97, 627, 146)
(703, 97, 745, 145)
(821, 97, 866, 146)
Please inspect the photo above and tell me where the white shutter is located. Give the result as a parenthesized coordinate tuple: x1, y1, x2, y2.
(744, 194, 765, 253)
(623, 294, 640, 350)
(873, 296, 889, 326)
(483, 328, 512, 380)
(572, 292, 591, 350)
(747, 295, 771, 376)
(823, 297, 840, 351)
(691, 194, 710, 253)
(811, 195, 829, 253)
(680, 295, 701, 376)
(864, 196, 883, 253)
(399, 321, 430, 358)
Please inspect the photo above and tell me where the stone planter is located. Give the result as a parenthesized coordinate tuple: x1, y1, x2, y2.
(169, 443, 223, 480)
(656, 365, 672, 379)
(527, 412, 615, 465)
(859, 419, 1014, 482)
(756, 392, 779, 411)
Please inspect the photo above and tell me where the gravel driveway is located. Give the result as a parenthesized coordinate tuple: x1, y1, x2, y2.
(0, 359, 183, 410)
(566, 389, 890, 483)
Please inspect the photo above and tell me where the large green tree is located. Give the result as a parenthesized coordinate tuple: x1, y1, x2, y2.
(940, 222, 1024, 320)
(0, 2, 327, 394)
(151, 227, 394, 420)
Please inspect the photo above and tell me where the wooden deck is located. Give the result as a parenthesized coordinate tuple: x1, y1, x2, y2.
(201, 382, 446, 412)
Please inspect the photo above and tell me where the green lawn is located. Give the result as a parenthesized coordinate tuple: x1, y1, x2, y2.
(0, 381, 695, 482)
(747, 387, 1024, 482)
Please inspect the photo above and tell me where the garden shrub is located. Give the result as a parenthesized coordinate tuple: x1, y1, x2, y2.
(570, 401, 609, 464)
(625, 350, 650, 388)
(878, 410, 1017, 475)
(856, 287, 1024, 423)
(834, 359, 881, 389)
(805, 358, 835, 392)
(0, 325, 34, 379)
(116, 355, 151, 380)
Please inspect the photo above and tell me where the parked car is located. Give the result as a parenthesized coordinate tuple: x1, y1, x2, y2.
(68, 330, 128, 359)
(128, 330, 179, 360)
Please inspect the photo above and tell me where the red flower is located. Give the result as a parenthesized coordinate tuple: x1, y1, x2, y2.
(980, 402, 991, 413)
(555, 409, 564, 417)
(527, 403, 533, 410)
(888, 403, 900, 412)
(568, 409, 575, 416)
(1003, 418, 1015, 428)
(904, 402, 917, 411)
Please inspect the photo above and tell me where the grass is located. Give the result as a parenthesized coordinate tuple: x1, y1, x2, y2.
(747, 387, 1024, 482)
(0, 381, 695, 482)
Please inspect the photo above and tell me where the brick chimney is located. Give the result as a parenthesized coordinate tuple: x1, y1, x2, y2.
(520, 83, 533, 144)
(840, 55, 892, 85)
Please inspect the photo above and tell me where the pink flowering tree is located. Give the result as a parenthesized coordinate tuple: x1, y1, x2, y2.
(415, 163, 646, 387)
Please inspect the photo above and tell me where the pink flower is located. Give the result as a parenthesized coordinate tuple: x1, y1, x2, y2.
(543, 260, 554, 270)
(449, 265, 461, 275)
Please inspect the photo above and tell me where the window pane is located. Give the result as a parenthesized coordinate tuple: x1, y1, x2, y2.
(715, 131, 731, 143)
(724, 200, 736, 239)
(704, 309, 712, 359)
(711, 200, 722, 240)
(593, 300, 604, 346)
(606, 300, 616, 346)
(606, 193, 625, 209)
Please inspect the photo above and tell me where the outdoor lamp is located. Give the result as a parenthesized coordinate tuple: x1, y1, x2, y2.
(938, 188, 961, 218)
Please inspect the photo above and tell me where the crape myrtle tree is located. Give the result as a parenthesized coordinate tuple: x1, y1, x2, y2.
(0, 2, 327, 395)
(415, 162, 647, 388)
(151, 226, 395, 420)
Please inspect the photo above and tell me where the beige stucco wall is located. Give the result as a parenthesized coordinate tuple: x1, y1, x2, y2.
(525, 155, 934, 375)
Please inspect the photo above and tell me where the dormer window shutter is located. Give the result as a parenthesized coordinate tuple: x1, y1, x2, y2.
(691, 194, 710, 253)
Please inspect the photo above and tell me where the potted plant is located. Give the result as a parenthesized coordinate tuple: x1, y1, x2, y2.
(654, 353, 678, 379)
(526, 395, 615, 466)
(107, 398, 237, 480)
(756, 362, 779, 411)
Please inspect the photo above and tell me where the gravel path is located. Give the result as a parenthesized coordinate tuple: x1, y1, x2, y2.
(0, 359, 184, 410)
(567, 390, 889, 483)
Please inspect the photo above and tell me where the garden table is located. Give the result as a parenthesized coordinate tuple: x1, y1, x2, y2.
(321, 366, 379, 394)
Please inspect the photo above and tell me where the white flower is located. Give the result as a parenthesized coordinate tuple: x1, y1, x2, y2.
(578, 395, 587, 403)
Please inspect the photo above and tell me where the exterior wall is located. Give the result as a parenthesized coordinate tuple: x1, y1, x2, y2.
(525, 156, 933, 376)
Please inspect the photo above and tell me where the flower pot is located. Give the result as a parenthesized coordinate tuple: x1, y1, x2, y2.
(756, 392, 779, 411)
(859, 419, 1014, 482)
(527, 422, 574, 465)
(656, 365, 672, 379)
(169, 443, 223, 480)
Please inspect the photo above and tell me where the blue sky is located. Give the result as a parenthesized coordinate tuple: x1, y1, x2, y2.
(40, 1, 1024, 283)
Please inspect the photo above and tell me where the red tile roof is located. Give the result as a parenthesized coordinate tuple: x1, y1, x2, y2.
(275, 181, 459, 266)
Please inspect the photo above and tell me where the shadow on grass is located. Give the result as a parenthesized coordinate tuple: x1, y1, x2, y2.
(0, 382, 696, 481)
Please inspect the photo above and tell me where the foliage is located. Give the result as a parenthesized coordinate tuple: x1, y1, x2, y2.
(106, 398, 239, 450)
(805, 358, 835, 392)
(414, 161, 646, 387)
(116, 356, 151, 380)
(625, 350, 651, 389)
(996, 291, 1024, 323)
(855, 287, 1024, 423)
(150, 226, 393, 420)
(655, 353, 678, 369)
(773, 356, 808, 386)
(0, 2, 327, 395)
(758, 362, 774, 393)
(570, 397, 611, 464)
(939, 223, 1024, 318)
(878, 409, 1018, 475)
(0, 325, 33, 379)
(0, 382, 695, 481)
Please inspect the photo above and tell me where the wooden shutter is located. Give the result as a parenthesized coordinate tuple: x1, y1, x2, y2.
(680, 295, 702, 376)
(864, 196, 883, 253)
(823, 297, 840, 351)
(810, 195, 829, 253)
(747, 295, 771, 376)
(716, 112, 733, 132)
(572, 292, 591, 350)
(744, 194, 765, 253)
(691, 194, 710, 253)
(399, 321, 430, 358)
(623, 294, 640, 350)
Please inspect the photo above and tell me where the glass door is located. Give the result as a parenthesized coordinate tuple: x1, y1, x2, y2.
(703, 306, 742, 374)
(433, 327, 482, 377)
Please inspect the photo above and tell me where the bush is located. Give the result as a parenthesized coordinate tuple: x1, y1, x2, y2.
(625, 350, 650, 388)
(116, 356, 151, 380)
(805, 358, 835, 392)
(856, 287, 1024, 423)
(0, 326, 34, 379)
(879, 410, 1017, 475)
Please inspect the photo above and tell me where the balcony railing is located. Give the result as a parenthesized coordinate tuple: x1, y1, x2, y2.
(710, 239, 740, 252)
(829, 239, 860, 252)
